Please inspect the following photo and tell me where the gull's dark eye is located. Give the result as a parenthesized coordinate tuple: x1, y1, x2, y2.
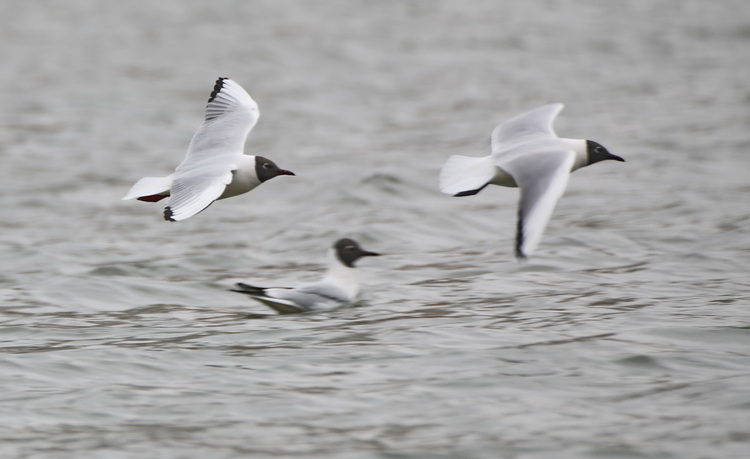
(263, 163, 272, 169)
(345, 245, 356, 251)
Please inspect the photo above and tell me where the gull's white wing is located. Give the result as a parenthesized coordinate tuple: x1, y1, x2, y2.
(270, 282, 349, 311)
(184, 78, 260, 161)
(231, 284, 309, 314)
(232, 280, 347, 314)
(164, 78, 260, 221)
(246, 285, 345, 314)
(163, 172, 230, 221)
(248, 294, 311, 315)
(490, 103, 563, 154)
(496, 146, 575, 258)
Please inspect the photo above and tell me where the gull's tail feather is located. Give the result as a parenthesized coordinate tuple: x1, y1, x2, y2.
(122, 175, 173, 201)
(439, 155, 496, 197)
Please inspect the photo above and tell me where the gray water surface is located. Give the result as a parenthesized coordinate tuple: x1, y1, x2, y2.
(2, 1, 750, 458)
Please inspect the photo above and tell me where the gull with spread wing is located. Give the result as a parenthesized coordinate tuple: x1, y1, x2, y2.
(123, 77, 294, 221)
(439, 103, 624, 259)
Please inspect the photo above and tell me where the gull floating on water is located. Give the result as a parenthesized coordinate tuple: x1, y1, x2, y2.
(122, 77, 295, 221)
(439, 103, 624, 259)
(231, 238, 380, 314)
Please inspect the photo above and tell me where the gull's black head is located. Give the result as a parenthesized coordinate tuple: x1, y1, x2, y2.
(334, 238, 380, 267)
(255, 156, 295, 182)
(586, 140, 624, 165)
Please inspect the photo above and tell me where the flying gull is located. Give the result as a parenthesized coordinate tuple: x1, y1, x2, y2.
(439, 103, 624, 258)
(123, 77, 294, 221)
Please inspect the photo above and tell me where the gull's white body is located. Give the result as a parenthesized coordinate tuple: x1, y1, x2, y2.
(123, 78, 265, 221)
(439, 103, 593, 258)
(236, 249, 364, 314)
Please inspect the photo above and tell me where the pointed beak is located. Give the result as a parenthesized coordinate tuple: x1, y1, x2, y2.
(610, 153, 625, 162)
(279, 169, 296, 176)
(363, 251, 380, 257)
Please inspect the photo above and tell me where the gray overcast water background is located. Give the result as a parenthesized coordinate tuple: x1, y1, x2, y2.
(1, 1, 749, 458)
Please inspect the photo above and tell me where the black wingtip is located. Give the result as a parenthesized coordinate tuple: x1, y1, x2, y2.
(514, 238, 528, 259)
(453, 183, 488, 197)
(515, 208, 525, 259)
(207, 77, 229, 103)
(230, 283, 267, 296)
(454, 190, 479, 197)
(163, 206, 176, 222)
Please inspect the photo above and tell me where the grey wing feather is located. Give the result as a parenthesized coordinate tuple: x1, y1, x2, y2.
(233, 281, 348, 314)
(163, 170, 233, 221)
(275, 282, 349, 310)
(249, 296, 310, 315)
(490, 103, 563, 154)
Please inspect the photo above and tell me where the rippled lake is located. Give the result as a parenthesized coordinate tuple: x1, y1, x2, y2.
(2, 1, 749, 458)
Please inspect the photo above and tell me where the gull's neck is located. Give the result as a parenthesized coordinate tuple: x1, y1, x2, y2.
(219, 155, 261, 199)
(321, 249, 360, 300)
(560, 138, 588, 171)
